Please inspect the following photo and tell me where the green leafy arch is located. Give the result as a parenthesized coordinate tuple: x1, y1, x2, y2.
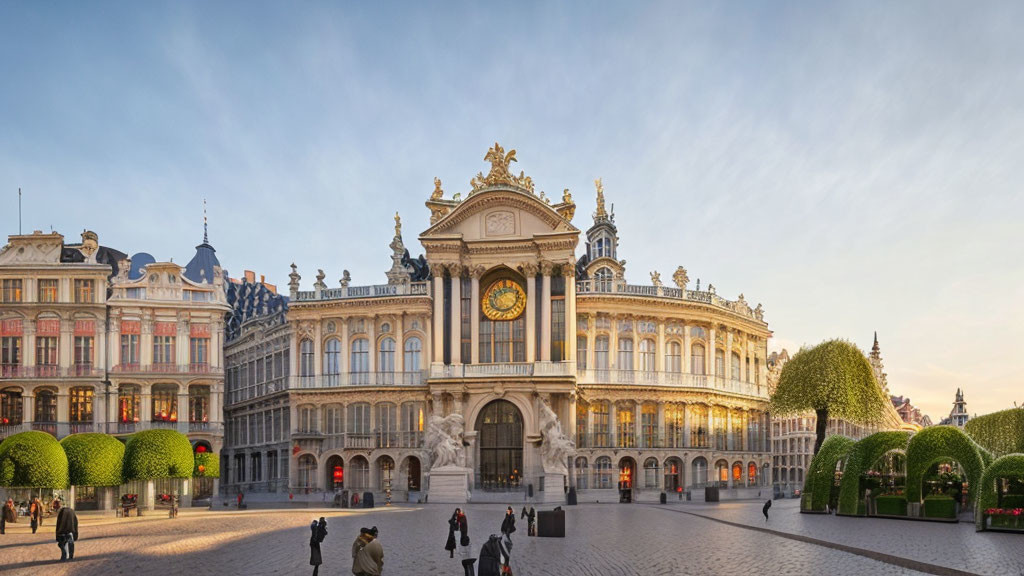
(964, 408, 1024, 457)
(975, 453, 1024, 529)
(905, 426, 985, 504)
(803, 435, 856, 512)
(837, 430, 912, 515)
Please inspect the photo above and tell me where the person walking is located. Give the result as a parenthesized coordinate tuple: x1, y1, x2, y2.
(445, 509, 459, 558)
(352, 526, 383, 576)
(54, 500, 79, 561)
(526, 507, 536, 536)
(30, 498, 43, 534)
(477, 532, 514, 576)
(1, 498, 16, 534)
(762, 498, 772, 522)
(310, 517, 327, 576)
(500, 506, 516, 537)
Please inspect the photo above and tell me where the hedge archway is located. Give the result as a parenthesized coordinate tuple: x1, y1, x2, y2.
(975, 453, 1024, 529)
(905, 426, 985, 504)
(837, 430, 912, 515)
(0, 430, 69, 488)
(964, 408, 1024, 457)
(123, 429, 194, 480)
(193, 452, 219, 478)
(803, 435, 856, 512)
(61, 433, 125, 487)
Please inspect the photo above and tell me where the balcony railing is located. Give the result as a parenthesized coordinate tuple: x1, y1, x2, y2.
(111, 363, 224, 375)
(576, 370, 769, 399)
(575, 279, 765, 322)
(294, 281, 430, 302)
(574, 432, 768, 452)
(310, 432, 425, 452)
(0, 365, 104, 379)
(290, 371, 425, 389)
(429, 361, 573, 379)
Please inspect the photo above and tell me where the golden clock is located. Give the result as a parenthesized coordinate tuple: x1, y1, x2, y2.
(482, 279, 527, 321)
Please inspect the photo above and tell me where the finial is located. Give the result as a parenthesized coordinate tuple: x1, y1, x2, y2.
(594, 178, 607, 221)
(203, 198, 209, 244)
(394, 211, 402, 237)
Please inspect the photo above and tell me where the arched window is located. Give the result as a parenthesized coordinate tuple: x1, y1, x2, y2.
(324, 338, 341, 385)
(594, 267, 613, 292)
(348, 456, 370, 490)
(666, 341, 681, 373)
(117, 384, 140, 427)
(350, 338, 369, 384)
(689, 404, 708, 448)
(34, 389, 56, 425)
(716, 460, 730, 487)
(378, 338, 395, 382)
(378, 456, 395, 491)
(188, 385, 210, 423)
(617, 338, 633, 372)
(401, 401, 424, 446)
(575, 401, 588, 448)
(347, 402, 371, 446)
(592, 400, 610, 447)
(748, 462, 758, 486)
(665, 402, 685, 448)
(595, 336, 610, 371)
(732, 462, 743, 485)
(644, 457, 660, 489)
(664, 457, 683, 492)
(298, 454, 317, 489)
(731, 352, 741, 380)
(150, 384, 176, 423)
(715, 349, 725, 376)
(641, 403, 657, 448)
(576, 336, 587, 371)
(299, 339, 314, 378)
(376, 402, 397, 447)
(0, 387, 23, 425)
(691, 343, 705, 375)
(639, 339, 655, 373)
(691, 456, 708, 488)
(403, 337, 421, 372)
(617, 402, 636, 448)
(574, 457, 589, 490)
(594, 456, 613, 489)
(299, 405, 317, 433)
(323, 404, 343, 436)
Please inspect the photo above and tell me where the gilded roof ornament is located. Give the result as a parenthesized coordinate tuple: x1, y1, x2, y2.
(470, 142, 536, 193)
(394, 211, 402, 237)
(431, 177, 443, 201)
(594, 178, 609, 222)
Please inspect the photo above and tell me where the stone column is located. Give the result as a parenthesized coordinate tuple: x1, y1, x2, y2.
(395, 314, 405, 373)
(450, 268, 462, 365)
(609, 402, 617, 448)
(586, 314, 596, 371)
(741, 333, 748, 383)
(682, 323, 691, 374)
(540, 263, 552, 362)
(470, 268, 482, 364)
(178, 390, 190, 434)
(609, 317, 619, 370)
(368, 315, 377, 373)
(726, 331, 733, 380)
(432, 267, 444, 364)
(313, 321, 323, 376)
(657, 401, 666, 449)
(23, 325, 36, 366)
(23, 394, 34, 425)
(656, 322, 665, 372)
(564, 265, 577, 365)
(708, 327, 716, 376)
(682, 403, 690, 448)
(60, 319, 73, 373)
(339, 319, 349, 375)
(727, 410, 734, 451)
(289, 323, 299, 380)
(707, 407, 714, 451)
(96, 319, 107, 377)
(523, 264, 538, 363)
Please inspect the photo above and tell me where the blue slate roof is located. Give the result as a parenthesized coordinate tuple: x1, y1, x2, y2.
(183, 241, 221, 284)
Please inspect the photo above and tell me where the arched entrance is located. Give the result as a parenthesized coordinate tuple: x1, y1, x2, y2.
(664, 457, 684, 493)
(406, 456, 421, 491)
(475, 399, 523, 491)
(324, 455, 344, 491)
(618, 456, 636, 503)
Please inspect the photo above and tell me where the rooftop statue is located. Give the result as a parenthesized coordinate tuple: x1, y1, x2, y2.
(431, 177, 444, 201)
(672, 266, 689, 290)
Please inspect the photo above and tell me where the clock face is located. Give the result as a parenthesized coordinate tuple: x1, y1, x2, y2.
(482, 279, 527, 321)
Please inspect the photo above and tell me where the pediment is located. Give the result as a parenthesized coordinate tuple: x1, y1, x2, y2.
(421, 188, 578, 242)
(0, 234, 65, 265)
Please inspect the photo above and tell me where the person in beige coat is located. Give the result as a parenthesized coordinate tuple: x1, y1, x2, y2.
(351, 526, 383, 576)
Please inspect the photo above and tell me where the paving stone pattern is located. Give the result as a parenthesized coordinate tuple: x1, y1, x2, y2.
(0, 500, 1013, 575)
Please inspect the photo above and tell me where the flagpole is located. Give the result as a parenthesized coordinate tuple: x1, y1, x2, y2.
(19, 188, 22, 234)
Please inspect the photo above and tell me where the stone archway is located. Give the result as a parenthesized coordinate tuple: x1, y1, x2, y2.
(618, 456, 637, 502)
(475, 399, 524, 491)
(324, 455, 344, 491)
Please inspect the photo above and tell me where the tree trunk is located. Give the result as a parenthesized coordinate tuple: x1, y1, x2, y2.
(813, 408, 829, 456)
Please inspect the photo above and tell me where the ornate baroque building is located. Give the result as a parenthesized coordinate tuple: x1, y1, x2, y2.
(221, 144, 774, 503)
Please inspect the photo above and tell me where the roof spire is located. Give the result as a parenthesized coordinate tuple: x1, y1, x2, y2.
(203, 198, 209, 244)
(593, 178, 608, 222)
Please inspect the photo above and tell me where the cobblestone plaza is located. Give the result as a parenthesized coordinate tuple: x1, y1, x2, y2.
(1, 500, 1020, 575)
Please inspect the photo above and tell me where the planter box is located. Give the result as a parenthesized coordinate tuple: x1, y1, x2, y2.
(988, 516, 1024, 531)
(923, 496, 957, 519)
(875, 495, 907, 517)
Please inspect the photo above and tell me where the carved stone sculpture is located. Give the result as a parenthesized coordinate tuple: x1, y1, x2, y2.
(650, 271, 662, 287)
(538, 400, 574, 475)
(426, 413, 466, 469)
(672, 266, 689, 290)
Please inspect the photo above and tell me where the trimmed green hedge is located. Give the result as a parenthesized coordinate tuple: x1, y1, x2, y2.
(803, 435, 855, 511)
(61, 433, 125, 487)
(923, 495, 957, 519)
(837, 430, 912, 515)
(193, 452, 219, 478)
(965, 408, 1024, 457)
(875, 494, 907, 516)
(905, 426, 985, 504)
(123, 430, 194, 480)
(976, 453, 1024, 529)
(0, 431, 69, 488)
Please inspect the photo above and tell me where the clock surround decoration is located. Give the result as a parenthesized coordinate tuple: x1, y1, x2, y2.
(482, 279, 527, 321)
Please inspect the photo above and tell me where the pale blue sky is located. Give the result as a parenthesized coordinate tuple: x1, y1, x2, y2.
(2, 1, 1022, 419)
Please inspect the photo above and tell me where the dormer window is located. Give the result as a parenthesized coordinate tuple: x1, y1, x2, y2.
(595, 268, 613, 293)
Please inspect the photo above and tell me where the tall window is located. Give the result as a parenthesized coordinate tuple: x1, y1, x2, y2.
(37, 279, 58, 303)
(69, 386, 93, 423)
(594, 267, 612, 292)
(690, 405, 708, 448)
(644, 457, 660, 489)
(151, 384, 177, 422)
(74, 336, 94, 374)
(665, 403, 685, 448)
(35, 389, 56, 422)
(350, 338, 369, 384)
(460, 278, 472, 361)
(324, 404, 343, 435)
(190, 338, 209, 368)
(641, 403, 657, 448)
(595, 336, 609, 371)
(401, 401, 424, 445)
(118, 385, 140, 423)
(378, 338, 395, 372)
(323, 338, 341, 385)
(1, 337, 21, 375)
(731, 352, 741, 379)
(666, 341, 681, 373)
(691, 343, 705, 374)
(639, 339, 655, 372)
(1, 388, 23, 425)
(73, 279, 94, 303)
(715, 349, 725, 376)
(299, 339, 314, 377)
(574, 457, 589, 490)
(376, 402, 397, 447)
(617, 404, 636, 448)
(347, 403, 371, 435)
(576, 401, 588, 448)
(120, 334, 139, 366)
(551, 275, 566, 361)
(403, 337, 421, 371)
(713, 408, 727, 451)
(592, 401, 610, 447)
(576, 336, 587, 370)
(1, 279, 23, 302)
(299, 405, 317, 433)
(189, 385, 210, 423)
(153, 336, 175, 366)
(35, 336, 58, 372)
(594, 456, 613, 489)
(617, 338, 633, 371)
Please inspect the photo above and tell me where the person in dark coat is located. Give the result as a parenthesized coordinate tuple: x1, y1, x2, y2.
(526, 507, 536, 536)
(477, 534, 503, 576)
(1, 498, 15, 534)
(309, 517, 327, 575)
(500, 506, 516, 536)
(762, 499, 772, 521)
(445, 509, 459, 558)
(30, 498, 43, 534)
(54, 500, 78, 561)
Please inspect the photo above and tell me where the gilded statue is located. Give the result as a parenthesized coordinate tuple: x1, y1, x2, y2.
(673, 266, 689, 290)
(394, 211, 402, 237)
(562, 188, 572, 203)
(594, 178, 608, 220)
(650, 270, 662, 287)
(470, 142, 536, 193)
(431, 177, 443, 201)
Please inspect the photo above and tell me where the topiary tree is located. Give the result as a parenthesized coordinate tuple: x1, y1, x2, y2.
(803, 435, 856, 512)
(123, 430, 194, 480)
(905, 426, 985, 505)
(976, 453, 1024, 530)
(0, 430, 69, 488)
(193, 452, 219, 478)
(965, 408, 1024, 457)
(837, 430, 912, 515)
(61, 433, 125, 487)
(770, 339, 890, 455)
